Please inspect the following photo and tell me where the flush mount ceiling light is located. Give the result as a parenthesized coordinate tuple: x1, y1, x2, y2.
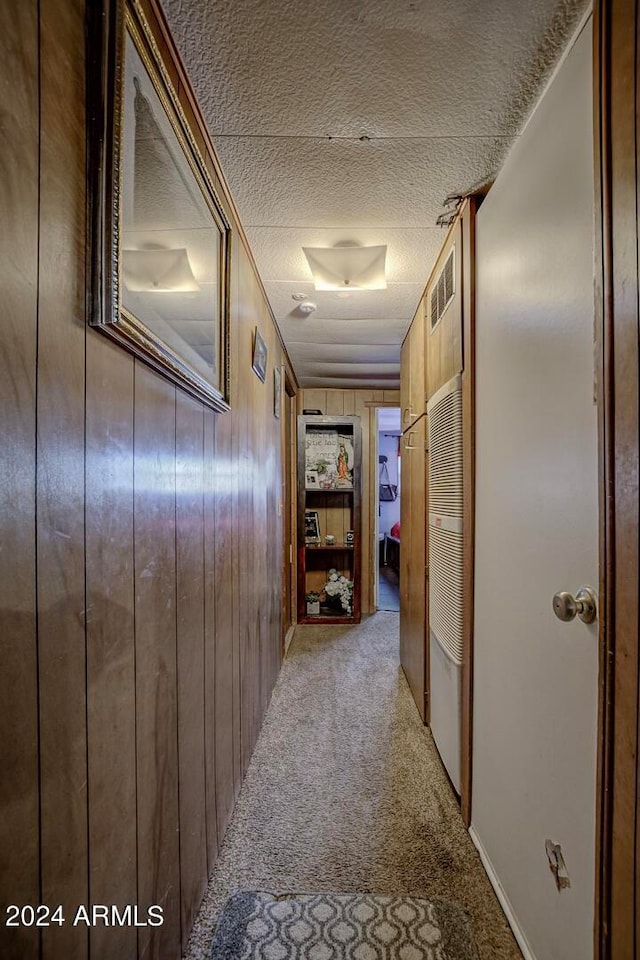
(122, 248, 200, 292)
(302, 245, 387, 291)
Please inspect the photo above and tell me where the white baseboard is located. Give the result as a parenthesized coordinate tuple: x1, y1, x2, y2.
(468, 826, 537, 960)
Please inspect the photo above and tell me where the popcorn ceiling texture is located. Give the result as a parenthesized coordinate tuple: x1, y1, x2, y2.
(161, 0, 589, 387)
(163, 0, 587, 140)
(210, 135, 510, 229)
(182, 615, 521, 960)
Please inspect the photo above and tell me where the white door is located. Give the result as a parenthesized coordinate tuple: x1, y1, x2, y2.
(471, 18, 599, 960)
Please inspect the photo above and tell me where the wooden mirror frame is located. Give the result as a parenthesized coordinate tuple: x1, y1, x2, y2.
(86, 0, 231, 412)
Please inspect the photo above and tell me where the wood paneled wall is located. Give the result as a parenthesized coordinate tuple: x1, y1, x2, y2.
(297, 389, 400, 614)
(1, 2, 291, 957)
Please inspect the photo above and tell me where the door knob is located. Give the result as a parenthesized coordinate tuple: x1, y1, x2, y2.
(552, 586, 597, 624)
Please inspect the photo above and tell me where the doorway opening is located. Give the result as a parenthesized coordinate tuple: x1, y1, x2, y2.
(376, 407, 401, 612)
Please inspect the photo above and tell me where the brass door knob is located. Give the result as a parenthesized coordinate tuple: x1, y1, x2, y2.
(552, 586, 597, 624)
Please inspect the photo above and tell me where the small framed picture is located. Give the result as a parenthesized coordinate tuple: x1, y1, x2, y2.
(305, 510, 321, 544)
(305, 470, 319, 489)
(273, 366, 282, 419)
(252, 327, 267, 382)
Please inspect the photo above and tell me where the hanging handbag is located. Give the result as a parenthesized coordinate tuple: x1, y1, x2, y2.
(379, 460, 398, 501)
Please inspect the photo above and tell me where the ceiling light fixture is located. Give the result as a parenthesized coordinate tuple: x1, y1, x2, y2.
(302, 245, 387, 292)
(122, 248, 200, 292)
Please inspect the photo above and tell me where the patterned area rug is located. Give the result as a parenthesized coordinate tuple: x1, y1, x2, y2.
(210, 891, 479, 959)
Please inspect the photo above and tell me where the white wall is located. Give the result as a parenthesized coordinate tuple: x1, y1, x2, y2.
(472, 16, 599, 960)
(378, 432, 401, 535)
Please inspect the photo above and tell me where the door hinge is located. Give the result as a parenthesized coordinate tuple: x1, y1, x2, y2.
(425, 565, 429, 580)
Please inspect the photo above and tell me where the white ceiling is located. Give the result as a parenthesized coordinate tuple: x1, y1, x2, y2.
(162, 0, 587, 389)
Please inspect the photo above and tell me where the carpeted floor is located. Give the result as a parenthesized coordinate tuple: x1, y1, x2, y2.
(184, 613, 521, 960)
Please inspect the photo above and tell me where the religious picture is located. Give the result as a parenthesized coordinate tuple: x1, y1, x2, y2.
(304, 430, 354, 490)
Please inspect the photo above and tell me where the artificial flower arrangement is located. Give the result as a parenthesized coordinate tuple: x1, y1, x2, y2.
(323, 568, 354, 615)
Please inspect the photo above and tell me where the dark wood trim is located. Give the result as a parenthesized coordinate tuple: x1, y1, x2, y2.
(593, 4, 613, 954)
(593, 1, 640, 956)
(460, 196, 478, 828)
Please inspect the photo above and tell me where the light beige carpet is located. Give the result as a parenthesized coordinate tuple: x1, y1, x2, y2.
(184, 613, 521, 960)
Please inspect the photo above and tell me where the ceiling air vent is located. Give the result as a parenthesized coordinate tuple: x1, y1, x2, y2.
(429, 246, 455, 332)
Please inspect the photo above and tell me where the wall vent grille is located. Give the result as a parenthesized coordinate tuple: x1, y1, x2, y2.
(427, 374, 463, 665)
(429, 246, 455, 331)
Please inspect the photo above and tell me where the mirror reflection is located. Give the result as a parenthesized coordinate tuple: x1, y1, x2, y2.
(120, 32, 221, 385)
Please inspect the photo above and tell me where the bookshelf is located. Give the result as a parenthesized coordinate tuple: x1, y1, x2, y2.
(296, 415, 362, 624)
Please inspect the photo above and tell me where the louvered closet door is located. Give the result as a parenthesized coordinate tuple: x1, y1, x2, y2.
(427, 374, 463, 790)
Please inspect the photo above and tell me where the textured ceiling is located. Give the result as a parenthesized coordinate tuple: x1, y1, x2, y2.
(162, 0, 588, 389)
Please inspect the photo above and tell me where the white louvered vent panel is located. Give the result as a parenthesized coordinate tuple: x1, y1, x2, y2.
(430, 287, 439, 329)
(427, 382, 463, 518)
(428, 374, 464, 666)
(429, 246, 456, 332)
(429, 525, 464, 664)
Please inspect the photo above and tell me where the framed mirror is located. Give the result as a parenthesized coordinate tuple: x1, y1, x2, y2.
(87, 0, 231, 411)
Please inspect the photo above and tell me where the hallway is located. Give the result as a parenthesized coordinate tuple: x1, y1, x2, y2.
(186, 614, 520, 959)
(378, 566, 401, 612)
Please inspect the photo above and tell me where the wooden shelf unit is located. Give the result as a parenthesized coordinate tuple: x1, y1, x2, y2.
(305, 543, 355, 552)
(297, 415, 362, 624)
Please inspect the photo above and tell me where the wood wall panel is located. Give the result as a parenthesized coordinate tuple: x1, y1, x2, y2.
(297, 389, 400, 614)
(203, 409, 219, 873)
(231, 251, 245, 794)
(235, 244, 283, 771)
(133, 362, 181, 960)
(400, 305, 426, 430)
(325, 392, 345, 415)
(236, 249, 255, 777)
(37, 0, 88, 956)
(213, 408, 236, 843)
(86, 333, 137, 960)
(0, 3, 39, 957)
(3, 2, 293, 958)
(175, 392, 208, 947)
(400, 337, 411, 429)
